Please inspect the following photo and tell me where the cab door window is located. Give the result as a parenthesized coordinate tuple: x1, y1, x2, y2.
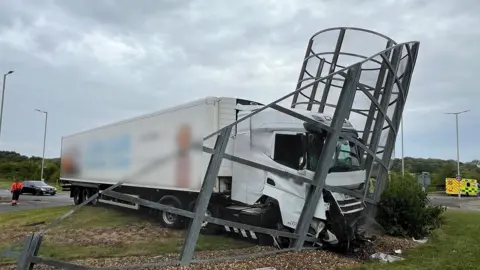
(273, 134, 304, 170)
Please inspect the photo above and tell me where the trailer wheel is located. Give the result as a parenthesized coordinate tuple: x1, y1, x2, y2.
(157, 195, 183, 229)
(73, 187, 84, 205)
(81, 188, 91, 204)
(91, 190, 99, 206)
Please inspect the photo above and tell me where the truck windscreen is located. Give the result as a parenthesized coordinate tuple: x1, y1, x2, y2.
(306, 132, 362, 172)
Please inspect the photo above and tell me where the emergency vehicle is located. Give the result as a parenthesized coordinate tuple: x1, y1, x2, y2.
(445, 178, 478, 196)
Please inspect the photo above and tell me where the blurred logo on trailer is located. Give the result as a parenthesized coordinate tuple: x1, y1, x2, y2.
(176, 124, 192, 189)
(61, 148, 81, 177)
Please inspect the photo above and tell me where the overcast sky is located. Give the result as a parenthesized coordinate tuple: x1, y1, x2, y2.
(0, 0, 478, 161)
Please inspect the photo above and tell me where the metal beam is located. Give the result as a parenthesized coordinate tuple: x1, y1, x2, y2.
(291, 39, 314, 108)
(307, 58, 325, 110)
(17, 233, 42, 270)
(179, 127, 232, 265)
(102, 190, 196, 218)
(103, 189, 318, 241)
(30, 257, 90, 270)
(290, 63, 362, 250)
(374, 43, 419, 200)
(270, 104, 332, 133)
(318, 29, 346, 113)
(360, 40, 394, 164)
(366, 47, 403, 202)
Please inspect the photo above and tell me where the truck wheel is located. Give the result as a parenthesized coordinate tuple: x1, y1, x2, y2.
(188, 201, 220, 235)
(273, 222, 292, 248)
(73, 188, 84, 205)
(81, 188, 91, 204)
(157, 195, 183, 229)
(91, 190, 99, 206)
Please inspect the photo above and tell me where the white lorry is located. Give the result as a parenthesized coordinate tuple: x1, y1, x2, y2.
(60, 96, 368, 248)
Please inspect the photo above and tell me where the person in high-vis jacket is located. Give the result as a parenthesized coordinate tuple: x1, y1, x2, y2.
(10, 179, 23, 206)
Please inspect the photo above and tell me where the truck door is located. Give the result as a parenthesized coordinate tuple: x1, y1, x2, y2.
(231, 132, 271, 205)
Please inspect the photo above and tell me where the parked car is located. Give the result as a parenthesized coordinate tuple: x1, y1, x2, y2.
(21, 180, 57, 196)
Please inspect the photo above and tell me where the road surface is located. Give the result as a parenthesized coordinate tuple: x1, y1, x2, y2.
(428, 193, 480, 211)
(0, 189, 72, 213)
(0, 190, 477, 214)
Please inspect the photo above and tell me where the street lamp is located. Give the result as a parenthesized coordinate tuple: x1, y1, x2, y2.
(445, 110, 470, 199)
(0, 70, 14, 137)
(401, 118, 405, 177)
(35, 109, 48, 181)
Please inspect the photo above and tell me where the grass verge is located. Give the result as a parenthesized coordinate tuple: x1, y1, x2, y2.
(0, 205, 251, 264)
(350, 209, 480, 270)
(0, 179, 11, 189)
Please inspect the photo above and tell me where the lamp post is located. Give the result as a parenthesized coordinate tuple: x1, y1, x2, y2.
(0, 70, 14, 137)
(35, 109, 48, 181)
(445, 110, 470, 199)
(401, 118, 405, 176)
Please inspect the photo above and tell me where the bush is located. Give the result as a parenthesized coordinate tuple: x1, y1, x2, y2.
(376, 172, 446, 239)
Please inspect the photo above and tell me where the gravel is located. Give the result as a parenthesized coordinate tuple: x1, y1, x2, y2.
(0, 222, 180, 247)
(0, 235, 420, 270)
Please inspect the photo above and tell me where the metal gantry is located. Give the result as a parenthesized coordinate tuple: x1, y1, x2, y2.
(291, 27, 419, 204)
(1, 27, 420, 269)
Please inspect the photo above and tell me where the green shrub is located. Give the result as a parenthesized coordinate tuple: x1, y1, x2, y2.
(376, 172, 446, 238)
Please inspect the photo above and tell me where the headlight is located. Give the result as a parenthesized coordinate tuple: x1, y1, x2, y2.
(40, 188, 46, 191)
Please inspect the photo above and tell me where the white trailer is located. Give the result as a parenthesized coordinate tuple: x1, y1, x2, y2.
(60, 96, 367, 248)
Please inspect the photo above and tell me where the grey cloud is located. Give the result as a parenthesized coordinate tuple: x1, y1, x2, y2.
(0, 0, 479, 161)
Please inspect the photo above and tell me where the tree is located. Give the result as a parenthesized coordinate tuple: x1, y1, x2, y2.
(0, 151, 61, 183)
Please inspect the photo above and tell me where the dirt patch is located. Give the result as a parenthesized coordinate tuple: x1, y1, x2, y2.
(372, 235, 420, 253)
(0, 221, 182, 247)
(44, 223, 182, 246)
(1, 236, 420, 270)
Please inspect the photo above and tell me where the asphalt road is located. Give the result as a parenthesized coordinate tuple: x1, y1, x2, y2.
(428, 193, 480, 211)
(0, 189, 72, 213)
(0, 189, 477, 214)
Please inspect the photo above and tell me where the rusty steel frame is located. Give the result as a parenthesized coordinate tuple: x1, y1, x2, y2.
(1, 27, 420, 269)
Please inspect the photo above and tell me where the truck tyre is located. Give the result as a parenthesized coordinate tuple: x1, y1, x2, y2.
(157, 195, 183, 229)
(90, 190, 99, 206)
(188, 200, 220, 235)
(81, 188, 91, 204)
(259, 197, 284, 247)
(73, 187, 84, 205)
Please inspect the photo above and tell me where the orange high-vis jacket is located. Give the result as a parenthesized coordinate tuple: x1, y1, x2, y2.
(10, 182, 23, 191)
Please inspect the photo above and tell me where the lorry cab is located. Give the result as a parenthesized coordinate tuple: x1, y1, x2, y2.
(230, 103, 366, 244)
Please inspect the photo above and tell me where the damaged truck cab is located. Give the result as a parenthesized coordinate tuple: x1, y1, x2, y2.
(219, 102, 367, 248)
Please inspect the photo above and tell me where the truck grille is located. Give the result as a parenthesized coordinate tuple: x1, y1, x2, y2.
(337, 198, 364, 214)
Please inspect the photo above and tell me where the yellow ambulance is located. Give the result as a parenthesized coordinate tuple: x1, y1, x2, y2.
(445, 178, 478, 196)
